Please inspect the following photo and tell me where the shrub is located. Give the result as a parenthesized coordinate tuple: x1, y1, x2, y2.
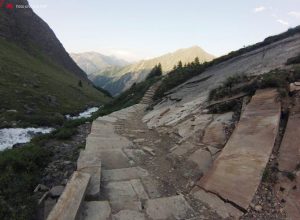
(259, 71, 287, 88)
(53, 127, 77, 140)
(285, 172, 296, 181)
(0, 145, 51, 219)
(208, 99, 241, 114)
(286, 54, 300, 65)
(208, 74, 253, 101)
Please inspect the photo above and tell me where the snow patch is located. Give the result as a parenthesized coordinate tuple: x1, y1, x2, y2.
(0, 127, 54, 151)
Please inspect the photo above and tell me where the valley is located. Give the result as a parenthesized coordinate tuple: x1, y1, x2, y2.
(73, 46, 214, 96)
(44, 27, 300, 220)
(0, 1, 300, 220)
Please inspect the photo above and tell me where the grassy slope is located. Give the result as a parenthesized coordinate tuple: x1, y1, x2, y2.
(0, 38, 111, 127)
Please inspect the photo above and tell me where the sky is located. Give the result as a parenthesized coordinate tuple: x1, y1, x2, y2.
(28, 0, 300, 62)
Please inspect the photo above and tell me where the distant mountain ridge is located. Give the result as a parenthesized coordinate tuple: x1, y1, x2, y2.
(73, 46, 215, 96)
(70, 52, 129, 75)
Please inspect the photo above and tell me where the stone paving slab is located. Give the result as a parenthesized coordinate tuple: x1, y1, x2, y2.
(47, 171, 91, 220)
(93, 149, 131, 169)
(77, 151, 102, 199)
(112, 210, 145, 220)
(202, 112, 233, 148)
(192, 188, 243, 219)
(145, 195, 196, 220)
(90, 122, 115, 136)
(278, 113, 300, 172)
(199, 89, 281, 210)
(79, 201, 111, 220)
(96, 115, 118, 123)
(104, 179, 148, 202)
(86, 136, 132, 151)
(102, 167, 149, 182)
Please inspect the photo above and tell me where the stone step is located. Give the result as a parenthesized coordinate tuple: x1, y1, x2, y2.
(79, 201, 111, 220)
(103, 179, 149, 212)
(85, 136, 132, 152)
(102, 167, 149, 182)
(90, 149, 131, 169)
(47, 171, 91, 220)
(77, 151, 102, 200)
(198, 89, 281, 210)
(145, 195, 196, 220)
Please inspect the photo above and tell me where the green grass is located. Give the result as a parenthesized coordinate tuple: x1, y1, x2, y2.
(0, 38, 111, 127)
(208, 70, 290, 101)
(0, 144, 51, 220)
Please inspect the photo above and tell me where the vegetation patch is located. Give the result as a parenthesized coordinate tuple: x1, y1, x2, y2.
(207, 99, 242, 114)
(208, 70, 291, 102)
(286, 53, 300, 65)
(0, 144, 51, 220)
(154, 58, 206, 100)
(0, 38, 111, 128)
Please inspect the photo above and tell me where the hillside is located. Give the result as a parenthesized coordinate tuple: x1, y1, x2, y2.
(0, 1, 111, 127)
(45, 27, 300, 219)
(70, 52, 129, 75)
(88, 46, 215, 96)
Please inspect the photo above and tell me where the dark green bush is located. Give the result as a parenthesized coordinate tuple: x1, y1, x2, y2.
(53, 127, 77, 140)
(0, 145, 51, 220)
(286, 54, 300, 65)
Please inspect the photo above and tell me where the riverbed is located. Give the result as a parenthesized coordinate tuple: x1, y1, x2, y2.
(0, 127, 54, 151)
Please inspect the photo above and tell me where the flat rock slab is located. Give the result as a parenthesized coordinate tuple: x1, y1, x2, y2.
(202, 112, 233, 148)
(103, 179, 148, 202)
(77, 151, 102, 199)
(275, 174, 300, 220)
(102, 167, 149, 182)
(113, 210, 145, 220)
(188, 149, 212, 175)
(174, 114, 212, 142)
(90, 122, 115, 136)
(278, 113, 300, 172)
(192, 188, 243, 219)
(94, 150, 131, 169)
(145, 195, 195, 220)
(79, 201, 111, 220)
(171, 142, 197, 157)
(96, 115, 118, 123)
(47, 171, 90, 220)
(86, 136, 132, 152)
(199, 89, 281, 210)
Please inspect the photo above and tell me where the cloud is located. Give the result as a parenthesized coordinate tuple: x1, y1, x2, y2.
(277, 19, 289, 26)
(254, 6, 266, 13)
(288, 11, 300, 18)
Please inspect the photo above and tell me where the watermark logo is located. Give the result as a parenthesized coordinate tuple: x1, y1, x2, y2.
(0, 1, 48, 10)
(0, 0, 14, 10)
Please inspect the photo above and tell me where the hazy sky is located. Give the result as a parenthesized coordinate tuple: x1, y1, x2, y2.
(28, 0, 300, 61)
